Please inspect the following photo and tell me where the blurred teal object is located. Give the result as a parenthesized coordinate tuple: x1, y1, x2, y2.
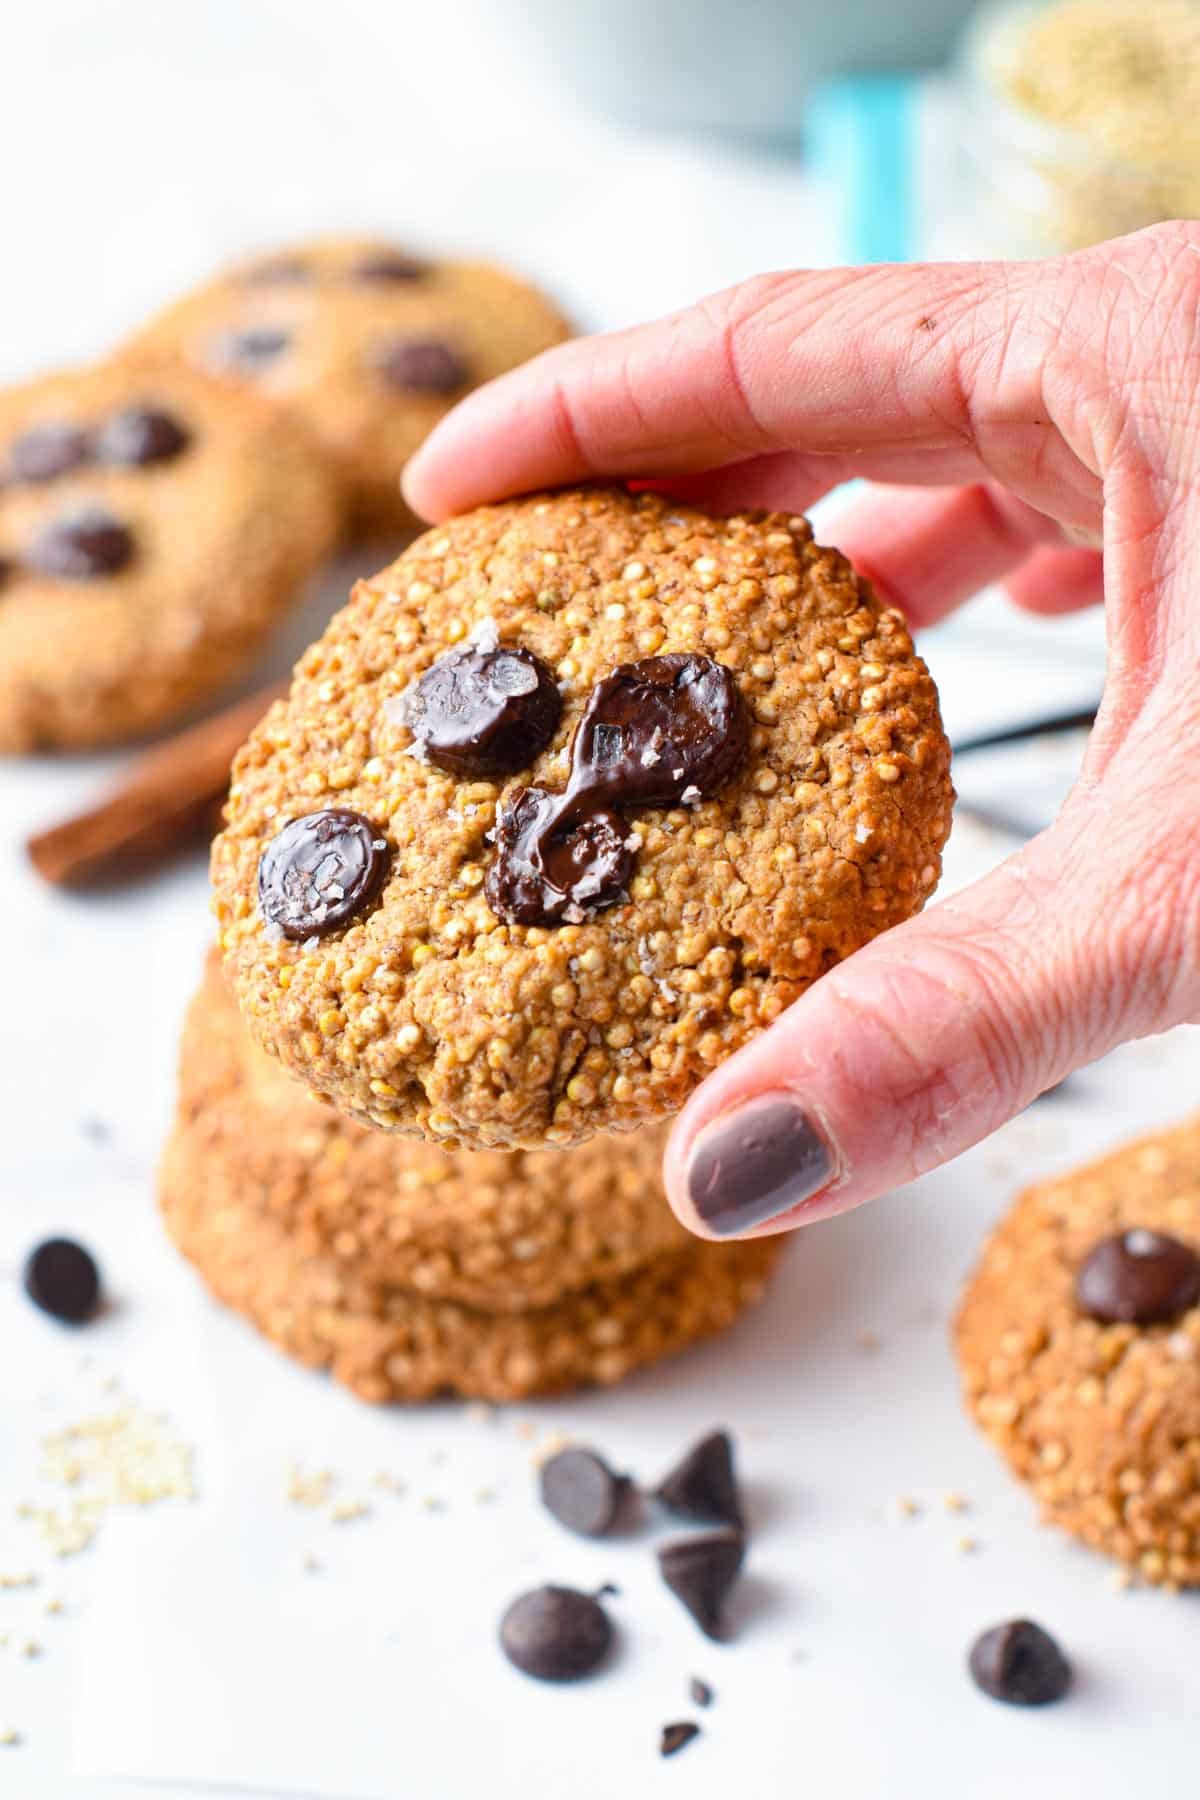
(806, 77, 916, 264)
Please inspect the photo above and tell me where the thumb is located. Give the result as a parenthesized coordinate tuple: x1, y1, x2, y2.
(662, 795, 1183, 1239)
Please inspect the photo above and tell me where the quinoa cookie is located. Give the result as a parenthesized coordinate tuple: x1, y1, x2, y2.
(125, 236, 571, 536)
(212, 486, 953, 1150)
(956, 1117, 1200, 1587)
(169, 953, 688, 1313)
(0, 360, 339, 753)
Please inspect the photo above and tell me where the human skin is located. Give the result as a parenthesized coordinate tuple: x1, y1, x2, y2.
(402, 221, 1200, 1241)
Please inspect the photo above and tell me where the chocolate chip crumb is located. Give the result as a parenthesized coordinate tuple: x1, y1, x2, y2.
(660, 1722, 701, 1758)
(688, 1676, 714, 1707)
(968, 1619, 1072, 1706)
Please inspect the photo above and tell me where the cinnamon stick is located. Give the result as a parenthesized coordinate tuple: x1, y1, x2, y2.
(27, 680, 288, 889)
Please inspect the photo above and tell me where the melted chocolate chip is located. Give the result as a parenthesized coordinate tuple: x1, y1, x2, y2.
(97, 407, 190, 468)
(258, 809, 389, 941)
(486, 652, 749, 927)
(539, 1447, 631, 1537)
(211, 327, 290, 371)
(660, 1723, 701, 1759)
(485, 788, 634, 925)
(1075, 1228, 1200, 1325)
(402, 642, 561, 776)
(375, 337, 467, 393)
(657, 1531, 745, 1641)
(968, 1620, 1072, 1706)
(27, 508, 135, 579)
(239, 257, 312, 285)
(9, 422, 92, 483)
(23, 1237, 101, 1324)
(499, 1585, 613, 1682)
(352, 251, 427, 283)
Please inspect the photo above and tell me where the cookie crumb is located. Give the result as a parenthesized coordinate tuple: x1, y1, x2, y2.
(328, 1498, 370, 1525)
(286, 1464, 334, 1508)
(943, 1491, 970, 1514)
(955, 1535, 979, 1554)
(896, 1496, 920, 1519)
(0, 1727, 21, 1747)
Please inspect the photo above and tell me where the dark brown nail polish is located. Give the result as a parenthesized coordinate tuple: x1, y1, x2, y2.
(686, 1096, 833, 1236)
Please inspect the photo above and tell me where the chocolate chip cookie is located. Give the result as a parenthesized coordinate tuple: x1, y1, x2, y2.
(159, 956, 781, 1402)
(0, 361, 339, 752)
(125, 236, 571, 536)
(212, 487, 953, 1150)
(956, 1117, 1200, 1586)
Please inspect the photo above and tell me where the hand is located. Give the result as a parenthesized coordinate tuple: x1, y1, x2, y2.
(404, 222, 1200, 1240)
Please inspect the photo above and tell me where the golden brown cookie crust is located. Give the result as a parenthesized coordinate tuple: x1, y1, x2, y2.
(213, 487, 953, 1150)
(174, 952, 686, 1312)
(955, 1117, 1200, 1586)
(0, 360, 340, 752)
(125, 236, 571, 536)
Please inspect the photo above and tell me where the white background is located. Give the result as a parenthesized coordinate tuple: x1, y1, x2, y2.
(3, 5, 1199, 1797)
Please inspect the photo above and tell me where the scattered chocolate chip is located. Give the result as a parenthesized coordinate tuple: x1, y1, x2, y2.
(211, 326, 290, 371)
(9, 422, 92, 483)
(499, 1584, 613, 1682)
(239, 257, 312, 285)
(657, 1531, 745, 1640)
(660, 1722, 701, 1759)
(375, 336, 467, 393)
(688, 1676, 714, 1707)
(485, 787, 634, 925)
(27, 508, 135, 579)
(968, 1620, 1072, 1706)
(97, 407, 190, 468)
(655, 1430, 744, 1530)
(539, 1447, 631, 1537)
(401, 642, 561, 777)
(23, 1238, 101, 1324)
(486, 654, 748, 927)
(1076, 1228, 1200, 1325)
(258, 809, 390, 941)
(352, 251, 428, 283)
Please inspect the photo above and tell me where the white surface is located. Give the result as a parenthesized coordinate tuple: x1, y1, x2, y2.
(3, 8, 1194, 1797)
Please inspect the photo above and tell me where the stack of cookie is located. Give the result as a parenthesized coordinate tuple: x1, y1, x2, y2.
(1, 237, 570, 752)
(160, 485, 954, 1403)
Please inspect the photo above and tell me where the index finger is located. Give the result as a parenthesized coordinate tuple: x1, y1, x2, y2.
(403, 259, 1047, 520)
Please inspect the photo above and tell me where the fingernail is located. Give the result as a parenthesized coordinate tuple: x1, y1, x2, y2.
(686, 1094, 835, 1237)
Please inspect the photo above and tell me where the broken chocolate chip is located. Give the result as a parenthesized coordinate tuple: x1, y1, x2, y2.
(375, 336, 467, 393)
(655, 1430, 744, 1530)
(27, 507, 135, 578)
(1075, 1228, 1200, 1325)
(258, 809, 390, 941)
(402, 642, 561, 777)
(9, 421, 93, 483)
(23, 1237, 101, 1324)
(97, 407, 190, 468)
(660, 1722, 701, 1758)
(486, 653, 748, 928)
(499, 1584, 613, 1682)
(657, 1531, 745, 1640)
(688, 1676, 714, 1708)
(539, 1447, 631, 1537)
(968, 1619, 1072, 1706)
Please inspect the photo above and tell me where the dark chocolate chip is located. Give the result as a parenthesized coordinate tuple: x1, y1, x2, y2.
(539, 1447, 630, 1537)
(657, 1531, 745, 1640)
(9, 422, 92, 483)
(1075, 1228, 1200, 1325)
(97, 407, 190, 468)
(655, 1430, 743, 1530)
(352, 251, 428, 283)
(660, 1722, 701, 1758)
(258, 809, 390, 941)
(401, 642, 561, 777)
(211, 327, 290, 371)
(23, 1237, 101, 1324)
(375, 336, 467, 393)
(239, 257, 312, 285)
(27, 508, 135, 579)
(499, 1584, 613, 1682)
(968, 1620, 1072, 1706)
(574, 654, 749, 810)
(688, 1676, 714, 1708)
(485, 787, 634, 925)
(486, 653, 748, 928)
(0, 556, 11, 589)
